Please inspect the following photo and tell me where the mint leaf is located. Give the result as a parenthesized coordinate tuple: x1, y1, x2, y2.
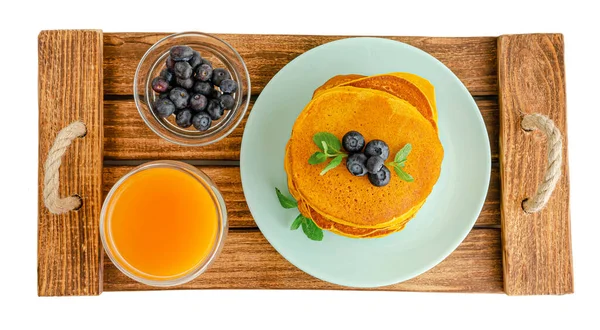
(321, 141, 329, 155)
(290, 214, 304, 230)
(275, 188, 298, 209)
(308, 152, 327, 165)
(313, 132, 341, 153)
(393, 165, 414, 182)
(320, 154, 344, 176)
(309, 132, 348, 174)
(313, 133, 327, 151)
(394, 143, 412, 163)
(300, 216, 324, 241)
(390, 144, 413, 181)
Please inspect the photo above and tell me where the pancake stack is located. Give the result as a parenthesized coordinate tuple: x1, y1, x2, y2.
(285, 73, 443, 238)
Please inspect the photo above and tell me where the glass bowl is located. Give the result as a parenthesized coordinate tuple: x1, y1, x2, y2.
(100, 160, 228, 287)
(133, 32, 251, 146)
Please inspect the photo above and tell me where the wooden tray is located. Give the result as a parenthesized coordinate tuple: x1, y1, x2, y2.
(37, 30, 573, 296)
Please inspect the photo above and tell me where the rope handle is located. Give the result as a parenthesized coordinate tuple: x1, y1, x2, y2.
(43, 121, 87, 214)
(520, 114, 563, 213)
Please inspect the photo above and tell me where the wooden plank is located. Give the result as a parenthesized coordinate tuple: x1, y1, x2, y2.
(38, 30, 104, 296)
(102, 165, 501, 228)
(104, 97, 498, 161)
(104, 33, 498, 96)
(498, 34, 573, 295)
(104, 98, 253, 161)
(481, 163, 501, 226)
(103, 228, 502, 292)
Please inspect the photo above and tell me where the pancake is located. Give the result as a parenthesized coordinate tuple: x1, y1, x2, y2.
(286, 154, 423, 238)
(286, 86, 443, 230)
(313, 74, 365, 97)
(313, 73, 437, 130)
(390, 72, 437, 121)
(304, 199, 421, 238)
(307, 204, 413, 238)
(285, 73, 443, 239)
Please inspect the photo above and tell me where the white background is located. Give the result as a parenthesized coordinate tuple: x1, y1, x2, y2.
(0, 0, 598, 328)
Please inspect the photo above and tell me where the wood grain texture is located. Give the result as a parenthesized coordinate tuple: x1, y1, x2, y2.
(104, 97, 498, 161)
(103, 228, 503, 292)
(104, 97, 253, 160)
(103, 33, 498, 96)
(497, 34, 573, 295)
(38, 30, 104, 296)
(103, 165, 500, 227)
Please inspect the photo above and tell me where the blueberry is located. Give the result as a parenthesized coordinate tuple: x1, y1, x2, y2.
(165, 56, 176, 71)
(211, 68, 230, 86)
(193, 81, 213, 96)
(206, 99, 224, 120)
(175, 109, 193, 128)
(366, 156, 384, 174)
(160, 69, 174, 84)
(188, 51, 202, 69)
(192, 111, 212, 131)
(151, 77, 169, 93)
(159, 92, 169, 99)
(190, 94, 208, 111)
(174, 61, 193, 79)
(170, 45, 194, 61)
(210, 88, 222, 100)
(195, 63, 213, 82)
(220, 94, 235, 110)
(219, 79, 238, 94)
(169, 87, 190, 109)
(346, 153, 368, 176)
(368, 166, 391, 187)
(176, 77, 194, 89)
(364, 140, 390, 160)
(342, 131, 365, 153)
(154, 98, 176, 118)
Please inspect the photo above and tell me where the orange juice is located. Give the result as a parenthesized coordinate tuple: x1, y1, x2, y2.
(101, 162, 225, 285)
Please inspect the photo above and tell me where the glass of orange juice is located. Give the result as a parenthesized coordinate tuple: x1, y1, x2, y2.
(100, 160, 227, 286)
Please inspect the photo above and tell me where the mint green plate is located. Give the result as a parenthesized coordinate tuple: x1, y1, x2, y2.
(240, 37, 490, 288)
